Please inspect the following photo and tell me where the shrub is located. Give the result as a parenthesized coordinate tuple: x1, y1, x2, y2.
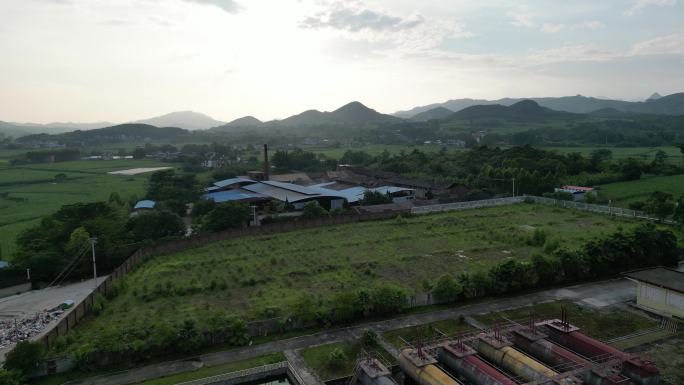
(432, 274, 462, 302)
(3, 341, 44, 376)
(327, 348, 347, 369)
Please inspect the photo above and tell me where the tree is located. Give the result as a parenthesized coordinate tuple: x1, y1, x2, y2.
(361, 190, 392, 205)
(126, 211, 186, 241)
(644, 191, 675, 221)
(201, 202, 250, 232)
(620, 158, 642, 181)
(146, 170, 200, 203)
(675, 143, 684, 164)
(3, 341, 44, 377)
(369, 284, 405, 315)
(673, 196, 684, 227)
(431, 274, 462, 302)
(191, 199, 216, 218)
(0, 369, 22, 385)
(361, 330, 379, 349)
(301, 202, 328, 219)
(132, 147, 146, 159)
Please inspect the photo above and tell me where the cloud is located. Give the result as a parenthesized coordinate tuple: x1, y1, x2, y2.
(509, 12, 535, 28)
(182, 0, 241, 14)
(300, 2, 423, 32)
(540, 23, 565, 33)
(527, 45, 617, 64)
(625, 0, 676, 16)
(631, 33, 684, 55)
(581, 20, 605, 30)
(300, 1, 472, 57)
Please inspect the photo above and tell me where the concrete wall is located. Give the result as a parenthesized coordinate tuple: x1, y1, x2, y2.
(636, 282, 684, 319)
(0, 282, 31, 298)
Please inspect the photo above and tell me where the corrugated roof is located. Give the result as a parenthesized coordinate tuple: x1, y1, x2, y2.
(624, 267, 684, 293)
(561, 185, 594, 191)
(203, 190, 269, 203)
(213, 177, 256, 188)
(373, 186, 414, 195)
(243, 181, 348, 203)
(133, 200, 156, 209)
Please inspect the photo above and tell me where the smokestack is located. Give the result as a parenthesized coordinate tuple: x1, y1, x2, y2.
(263, 144, 269, 181)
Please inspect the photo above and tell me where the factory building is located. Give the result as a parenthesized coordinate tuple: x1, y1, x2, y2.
(624, 267, 684, 319)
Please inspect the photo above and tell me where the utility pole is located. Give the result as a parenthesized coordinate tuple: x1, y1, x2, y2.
(251, 205, 259, 226)
(89, 237, 98, 288)
(26, 268, 30, 281)
(512, 178, 516, 197)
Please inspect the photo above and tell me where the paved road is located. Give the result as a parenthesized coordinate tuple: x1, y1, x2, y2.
(0, 277, 108, 361)
(65, 278, 637, 385)
(0, 277, 107, 318)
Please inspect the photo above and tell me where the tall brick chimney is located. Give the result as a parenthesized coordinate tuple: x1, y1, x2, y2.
(263, 144, 269, 181)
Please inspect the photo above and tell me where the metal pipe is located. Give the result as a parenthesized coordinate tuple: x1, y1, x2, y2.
(472, 338, 557, 383)
(438, 346, 517, 385)
(543, 328, 659, 385)
(398, 350, 463, 385)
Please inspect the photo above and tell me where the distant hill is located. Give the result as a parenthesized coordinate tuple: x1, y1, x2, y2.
(277, 101, 402, 126)
(646, 92, 662, 101)
(225, 116, 263, 127)
(447, 100, 575, 121)
(17, 123, 188, 144)
(628, 93, 684, 115)
(396, 92, 684, 116)
(0, 121, 111, 138)
(410, 107, 453, 121)
(134, 111, 224, 130)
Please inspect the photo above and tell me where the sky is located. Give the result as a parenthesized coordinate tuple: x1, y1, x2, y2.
(1, 0, 683, 124)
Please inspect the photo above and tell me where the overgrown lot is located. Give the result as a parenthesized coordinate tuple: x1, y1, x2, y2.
(64, 204, 639, 338)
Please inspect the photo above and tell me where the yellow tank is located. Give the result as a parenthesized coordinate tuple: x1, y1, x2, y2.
(398, 349, 463, 385)
(473, 339, 557, 383)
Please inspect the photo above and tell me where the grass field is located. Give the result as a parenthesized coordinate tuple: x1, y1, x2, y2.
(597, 174, 684, 207)
(543, 146, 683, 164)
(30, 353, 285, 385)
(64, 203, 645, 345)
(306, 144, 454, 158)
(383, 318, 472, 348)
(300, 340, 393, 381)
(0, 159, 173, 258)
(474, 300, 657, 340)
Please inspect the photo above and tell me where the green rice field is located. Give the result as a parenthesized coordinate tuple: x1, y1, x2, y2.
(597, 174, 684, 207)
(0, 159, 174, 258)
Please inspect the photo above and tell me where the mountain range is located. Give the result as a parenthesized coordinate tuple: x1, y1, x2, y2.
(394, 92, 684, 118)
(4, 92, 684, 139)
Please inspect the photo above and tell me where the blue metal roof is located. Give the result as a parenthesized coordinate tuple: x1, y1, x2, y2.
(134, 200, 156, 209)
(203, 190, 269, 203)
(372, 186, 414, 195)
(213, 177, 256, 188)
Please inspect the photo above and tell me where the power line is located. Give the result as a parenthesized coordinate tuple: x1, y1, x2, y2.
(45, 241, 90, 289)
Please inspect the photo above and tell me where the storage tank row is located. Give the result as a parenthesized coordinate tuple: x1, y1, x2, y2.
(542, 321, 660, 385)
(388, 320, 659, 385)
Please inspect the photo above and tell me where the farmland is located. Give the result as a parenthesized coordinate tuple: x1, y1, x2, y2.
(544, 146, 683, 164)
(0, 159, 174, 258)
(63, 203, 646, 343)
(597, 174, 684, 207)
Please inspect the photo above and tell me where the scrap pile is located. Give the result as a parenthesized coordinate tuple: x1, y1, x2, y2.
(0, 309, 63, 350)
